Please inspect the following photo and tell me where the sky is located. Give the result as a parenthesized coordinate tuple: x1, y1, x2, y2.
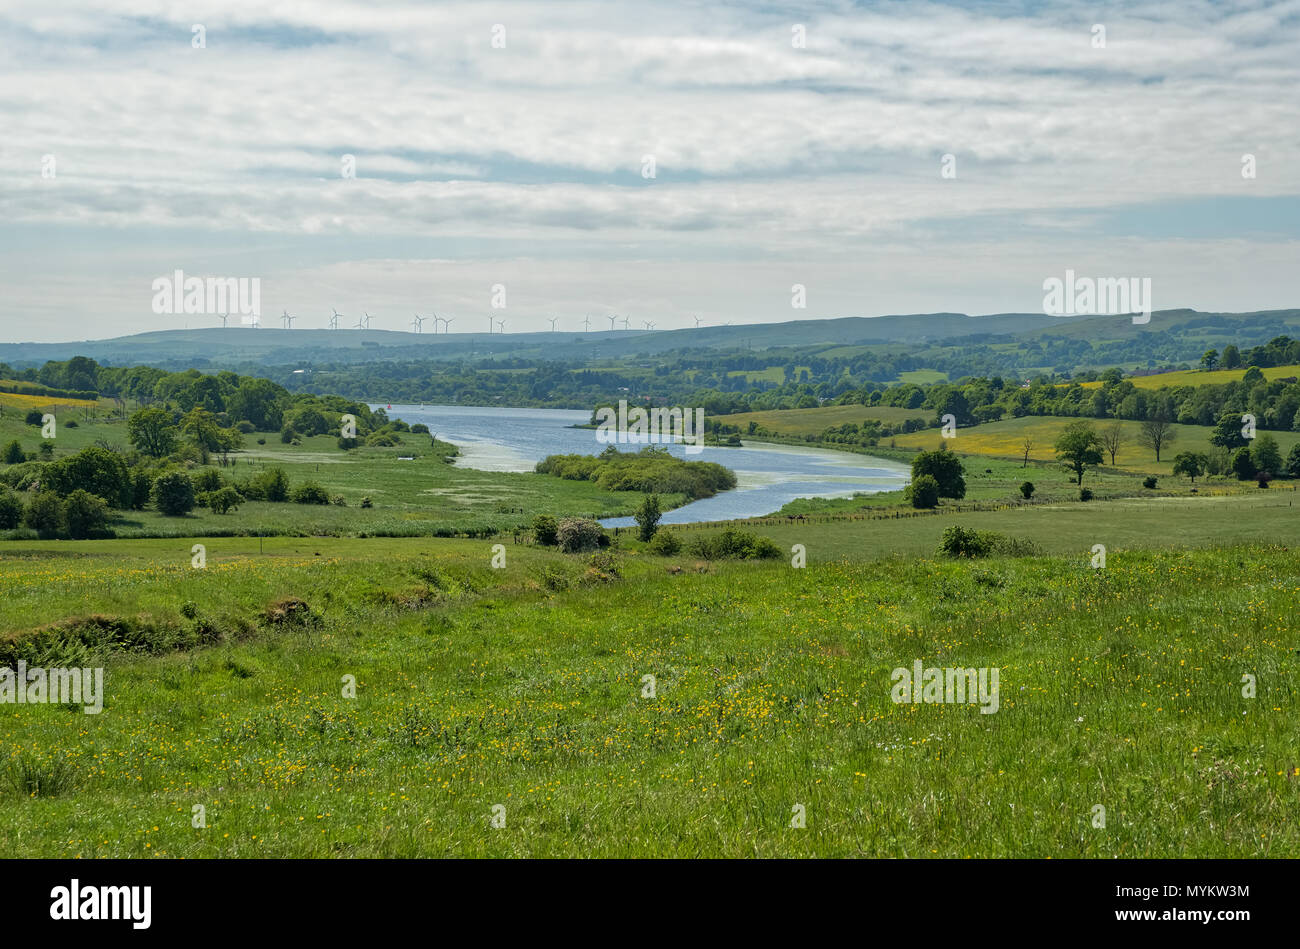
(0, 0, 1297, 342)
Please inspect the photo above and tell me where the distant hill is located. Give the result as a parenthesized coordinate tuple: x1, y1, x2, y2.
(10, 308, 1297, 370)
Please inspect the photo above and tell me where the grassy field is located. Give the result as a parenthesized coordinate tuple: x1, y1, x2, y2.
(892, 416, 1300, 476)
(1077, 364, 1300, 390)
(721, 404, 929, 436)
(1, 512, 1296, 857)
(0, 408, 681, 538)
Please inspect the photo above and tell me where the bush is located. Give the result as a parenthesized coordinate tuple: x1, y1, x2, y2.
(24, 410, 43, 426)
(152, 471, 196, 516)
(905, 474, 941, 509)
(689, 527, 781, 561)
(410, 423, 430, 434)
(64, 489, 110, 539)
(1019, 481, 1034, 499)
(937, 526, 1038, 559)
(291, 482, 331, 505)
(338, 436, 359, 451)
(42, 445, 132, 507)
(1143, 476, 1158, 489)
(280, 425, 297, 444)
(0, 490, 22, 529)
(647, 530, 682, 555)
(256, 466, 290, 502)
(634, 494, 662, 541)
(911, 447, 966, 499)
(1079, 487, 1094, 502)
(2, 440, 24, 464)
(360, 496, 373, 509)
(207, 486, 242, 514)
(23, 491, 65, 537)
(556, 517, 606, 553)
(331, 495, 347, 506)
(192, 468, 226, 493)
(532, 514, 559, 546)
(235, 420, 256, 434)
(1231, 447, 1257, 481)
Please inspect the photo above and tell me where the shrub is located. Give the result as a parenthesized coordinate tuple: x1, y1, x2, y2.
(1079, 487, 1094, 501)
(410, 423, 430, 434)
(937, 525, 992, 558)
(235, 420, 256, 434)
(338, 436, 359, 450)
(905, 474, 940, 509)
(23, 491, 65, 537)
(64, 489, 110, 539)
(64, 419, 78, 429)
(256, 466, 290, 502)
(556, 517, 605, 553)
(280, 425, 297, 444)
(648, 530, 682, 555)
(1143, 476, 1158, 489)
(2, 440, 24, 464)
(152, 471, 196, 516)
(192, 468, 226, 493)
(689, 527, 781, 561)
(0, 490, 23, 529)
(207, 486, 242, 514)
(331, 495, 347, 506)
(365, 431, 399, 447)
(291, 482, 331, 505)
(532, 514, 559, 546)
(24, 410, 43, 426)
(634, 494, 662, 541)
(41, 445, 133, 507)
(1019, 481, 1034, 499)
(360, 496, 373, 509)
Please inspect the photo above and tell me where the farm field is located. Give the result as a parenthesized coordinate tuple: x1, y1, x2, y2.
(720, 404, 929, 435)
(1076, 364, 1300, 390)
(892, 416, 1300, 475)
(1, 514, 1296, 857)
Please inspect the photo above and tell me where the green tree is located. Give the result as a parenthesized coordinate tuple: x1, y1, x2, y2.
(1220, 344, 1242, 369)
(906, 473, 941, 509)
(1200, 349, 1219, 371)
(0, 490, 22, 529)
(152, 470, 196, 516)
(532, 514, 559, 546)
(1138, 408, 1177, 461)
(634, 494, 662, 541)
(42, 445, 132, 507)
(1210, 412, 1249, 450)
(23, 491, 65, 537)
(1231, 447, 1257, 481)
(255, 466, 290, 502)
(1171, 451, 1208, 482)
(1019, 481, 1034, 499)
(64, 489, 110, 539)
(910, 446, 966, 499)
(1252, 433, 1282, 475)
(127, 406, 178, 458)
(2, 440, 24, 464)
(1054, 421, 1104, 485)
(1286, 443, 1300, 479)
(206, 486, 242, 514)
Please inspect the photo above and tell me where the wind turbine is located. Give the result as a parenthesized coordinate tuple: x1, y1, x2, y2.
(442, 316, 455, 333)
(642, 320, 656, 330)
(214, 314, 230, 328)
(622, 316, 631, 330)
(607, 314, 617, 330)
(355, 312, 371, 330)
(495, 318, 506, 333)
(330, 308, 342, 330)
(282, 310, 295, 329)
(411, 314, 427, 333)
(487, 316, 495, 333)
(693, 314, 704, 328)
(582, 316, 592, 332)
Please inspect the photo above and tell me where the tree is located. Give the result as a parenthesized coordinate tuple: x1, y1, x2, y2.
(256, 467, 290, 502)
(42, 445, 132, 507)
(0, 490, 22, 529)
(1252, 433, 1282, 475)
(1171, 451, 1208, 482)
(64, 489, 110, 539)
(23, 491, 65, 537)
(1054, 421, 1104, 485)
(1100, 420, 1125, 465)
(1020, 436, 1034, 468)
(2, 440, 24, 464)
(127, 407, 178, 458)
(1286, 443, 1300, 479)
(152, 470, 196, 516)
(1019, 481, 1034, 499)
(1138, 410, 1177, 461)
(206, 486, 242, 514)
(1210, 412, 1249, 450)
(1231, 447, 1257, 481)
(634, 494, 662, 541)
(1221, 344, 1242, 369)
(181, 407, 224, 459)
(911, 446, 966, 499)
(532, 514, 559, 546)
(906, 474, 941, 509)
(1200, 349, 1219, 371)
